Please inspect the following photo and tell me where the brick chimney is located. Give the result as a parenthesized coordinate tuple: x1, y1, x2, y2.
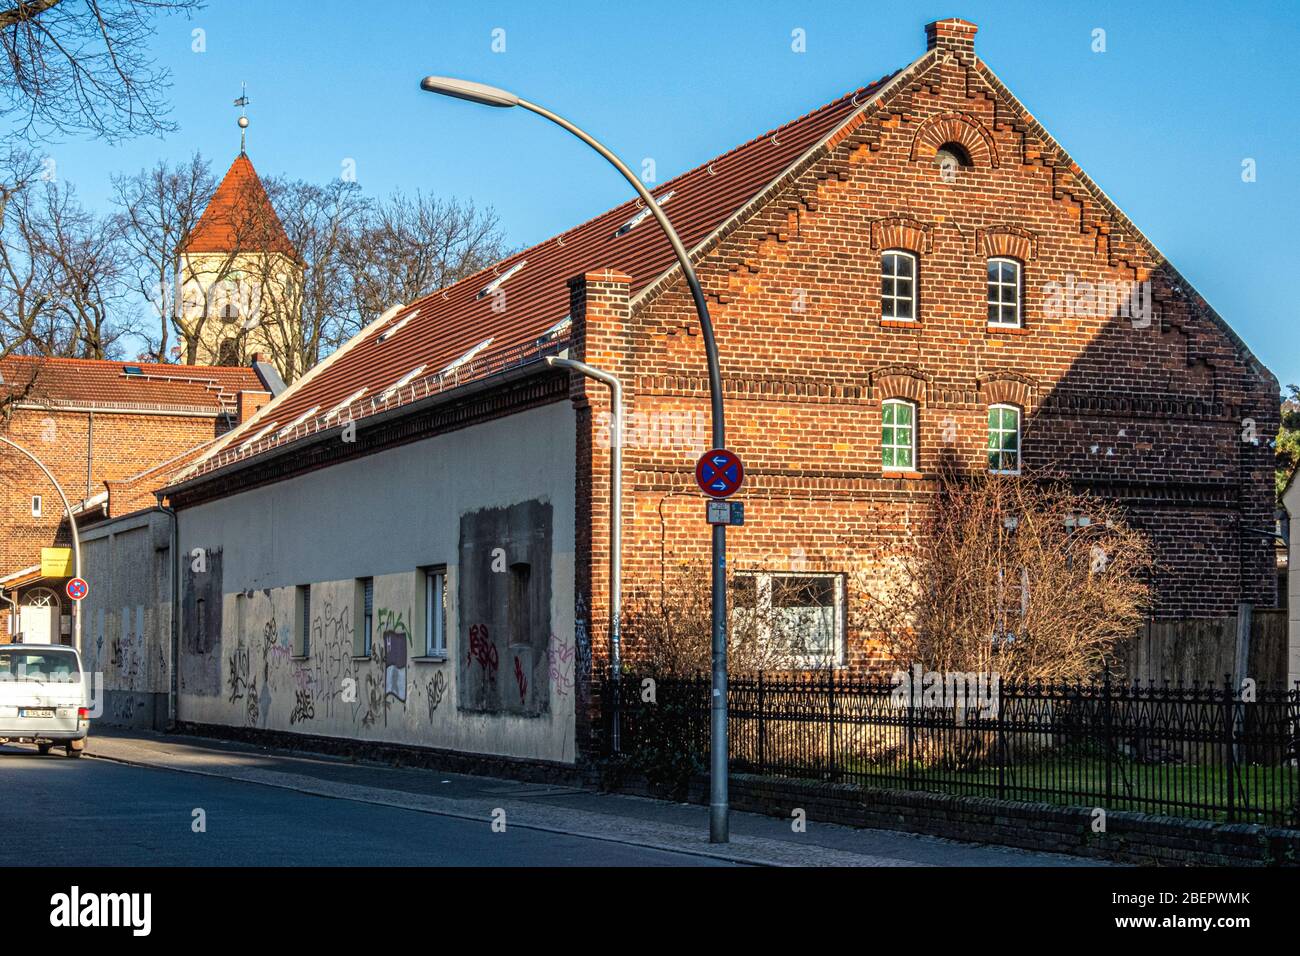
(236, 389, 271, 424)
(925, 18, 978, 57)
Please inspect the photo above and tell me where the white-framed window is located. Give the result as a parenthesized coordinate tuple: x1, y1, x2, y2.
(987, 404, 1022, 474)
(881, 250, 917, 320)
(987, 257, 1022, 327)
(731, 572, 846, 668)
(881, 399, 917, 471)
(31, 495, 41, 517)
(423, 566, 447, 657)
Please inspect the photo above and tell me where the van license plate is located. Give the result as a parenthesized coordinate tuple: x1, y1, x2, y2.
(20, 708, 55, 718)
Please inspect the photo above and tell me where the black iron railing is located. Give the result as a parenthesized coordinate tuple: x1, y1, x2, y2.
(606, 672, 1300, 827)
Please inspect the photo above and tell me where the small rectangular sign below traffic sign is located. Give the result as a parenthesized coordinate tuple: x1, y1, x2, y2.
(706, 500, 745, 526)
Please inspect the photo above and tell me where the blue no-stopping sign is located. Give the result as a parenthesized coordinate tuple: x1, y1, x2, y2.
(696, 448, 744, 498)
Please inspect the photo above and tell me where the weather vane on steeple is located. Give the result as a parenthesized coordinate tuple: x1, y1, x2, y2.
(233, 82, 250, 154)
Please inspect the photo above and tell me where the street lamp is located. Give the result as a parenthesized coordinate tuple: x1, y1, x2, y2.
(0, 435, 83, 649)
(421, 76, 733, 842)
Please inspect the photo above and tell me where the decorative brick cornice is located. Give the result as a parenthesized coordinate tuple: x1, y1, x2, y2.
(909, 111, 999, 168)
(868, 215, 933, 254)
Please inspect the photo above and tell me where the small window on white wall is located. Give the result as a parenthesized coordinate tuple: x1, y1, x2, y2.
(31, 495, 42, 517)
(423, 566, 447, 657)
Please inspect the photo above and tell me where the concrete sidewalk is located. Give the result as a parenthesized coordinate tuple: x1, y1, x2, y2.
(85, 730, 1112, 867)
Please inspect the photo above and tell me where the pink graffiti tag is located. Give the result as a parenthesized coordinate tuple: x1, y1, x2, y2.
(514, 656, 528, 704)
(467, 624, 498, 674)
(547, 637, 575, 697)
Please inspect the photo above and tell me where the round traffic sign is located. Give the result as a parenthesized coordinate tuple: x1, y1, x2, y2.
(66, 577, 89, 601)
(695, 448, 744, 499)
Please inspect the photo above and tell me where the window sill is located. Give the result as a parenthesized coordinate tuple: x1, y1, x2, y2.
(882, 470, 923, 480)
(290, 654, 309, 662)
(986, 324, 1029, 335)
(880, 318, 920, 329)
(351, 654, 372, 662)
(412, 655, 448, 664)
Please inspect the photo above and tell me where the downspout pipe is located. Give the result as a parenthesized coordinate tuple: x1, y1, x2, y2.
(547, 356, 623, 752)
(157, 494, 181, 729)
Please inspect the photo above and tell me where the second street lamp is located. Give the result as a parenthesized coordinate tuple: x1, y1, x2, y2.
(419, 75, 733, 842)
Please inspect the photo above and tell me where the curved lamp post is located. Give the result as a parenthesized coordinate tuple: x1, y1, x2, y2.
(420, 76, 732, 843)
(0, 434, 82, 649)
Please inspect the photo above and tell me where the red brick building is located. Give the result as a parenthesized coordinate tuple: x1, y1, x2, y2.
(0, 355, 274, 643)
(153, 18, 1276, 759)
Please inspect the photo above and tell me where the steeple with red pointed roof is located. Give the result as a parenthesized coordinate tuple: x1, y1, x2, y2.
(183, 153, 296, 258)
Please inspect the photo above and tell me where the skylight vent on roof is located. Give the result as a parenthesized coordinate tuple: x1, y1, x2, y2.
(439, 338, 493, 378)
(378, 313, 412, 343)
(380, 365, 427, 403)
(238, 422, 278, 452)
(615, 190, 674, 237)
(275, 405, 321, 438)
(476, 261, 526, 300)
(323, 387, 367, 422)
(537, 316, 572, 344)
(123, 365, 143, 376)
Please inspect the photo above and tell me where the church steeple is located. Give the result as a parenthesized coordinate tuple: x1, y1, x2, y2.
(182, 152, 296, 258)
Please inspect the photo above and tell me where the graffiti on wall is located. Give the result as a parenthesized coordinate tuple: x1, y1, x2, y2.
(547, 634, 575, 698)
(424, 670, 447, 720)
(467, 623, 497, 675)
(290, 687, 315, 724)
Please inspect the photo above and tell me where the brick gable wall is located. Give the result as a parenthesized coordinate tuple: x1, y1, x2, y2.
(1, 406, 234, 639)
(571, 31, 1278, 715)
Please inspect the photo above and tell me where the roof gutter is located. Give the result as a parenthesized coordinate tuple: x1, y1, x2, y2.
(159, 353, 565, 502)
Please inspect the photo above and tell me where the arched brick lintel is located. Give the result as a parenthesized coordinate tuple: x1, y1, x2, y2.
(869, 216, 933, 254)
(872, 371, 928, 405)
(980, 374, 1037, 411)
(977, 225, 1038, 262)
(910, 112, 999, 169)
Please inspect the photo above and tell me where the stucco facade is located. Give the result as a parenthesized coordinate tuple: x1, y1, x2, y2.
(172, 401, 580, 762)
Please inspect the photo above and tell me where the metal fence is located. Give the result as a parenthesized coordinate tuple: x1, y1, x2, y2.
(607, 672, 1300, 827)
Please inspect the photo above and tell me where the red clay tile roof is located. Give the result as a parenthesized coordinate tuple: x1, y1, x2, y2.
(182, 153, 297, 258)
(182, 70, 903, 478)
(0, 355, 268, 415)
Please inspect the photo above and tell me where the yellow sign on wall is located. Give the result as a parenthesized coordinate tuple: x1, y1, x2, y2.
(40, 547, 73, 578)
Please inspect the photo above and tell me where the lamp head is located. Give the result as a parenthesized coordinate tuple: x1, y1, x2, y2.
(419, 76, 519, 108)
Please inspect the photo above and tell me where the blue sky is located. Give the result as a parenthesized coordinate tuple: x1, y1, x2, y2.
(30, 0, 1300, 387)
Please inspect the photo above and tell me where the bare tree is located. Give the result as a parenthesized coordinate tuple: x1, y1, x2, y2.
(35, 176, 132, 357)
(853, 470, 1156, 683)
(0, 144, 55, 359)
(1, 168, 132, 359)
(342, 190, 507, 336)
(245, 176, 363, 383)
(1, 0, 203, 142)
(111, 152, 215, 361)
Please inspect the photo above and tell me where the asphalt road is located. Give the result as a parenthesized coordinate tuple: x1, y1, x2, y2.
(0, 743, 731, 867)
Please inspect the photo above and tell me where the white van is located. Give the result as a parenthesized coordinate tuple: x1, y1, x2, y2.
(0, 644, 90, 757)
